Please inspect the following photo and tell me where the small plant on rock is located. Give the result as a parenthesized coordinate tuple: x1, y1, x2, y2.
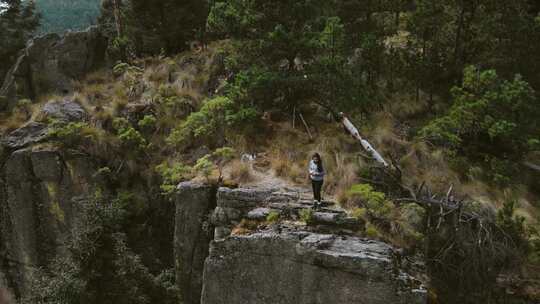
(266, 211, 281, 223)
(156, 162, 192, 195)
(299, 208, 314, 225)
(193, 155, 215, 183)
(113, 117, 148, 154)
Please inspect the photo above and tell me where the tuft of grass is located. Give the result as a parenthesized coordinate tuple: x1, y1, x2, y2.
(228, 160, 253, 184)
(365, 222, 381, 239)
(232, 219, 259, 235)
(299, 208, 314, 225)
(266, 211, 281, 223)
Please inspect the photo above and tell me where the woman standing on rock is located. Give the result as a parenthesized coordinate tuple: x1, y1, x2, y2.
(309, 153, 325, 209)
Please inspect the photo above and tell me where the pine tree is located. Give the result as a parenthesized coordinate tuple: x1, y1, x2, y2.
(0, 0, 40, 80)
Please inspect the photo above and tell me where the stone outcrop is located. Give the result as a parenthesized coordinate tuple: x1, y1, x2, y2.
(173, 184, 427, 304)
(202, 229, 426, 304)
(0, 146, 98, 294)
(175, 182, 216, 304)
(0, 26, 107, 111)
(1, 122, 49, 150)
(1, 99, 88, 150)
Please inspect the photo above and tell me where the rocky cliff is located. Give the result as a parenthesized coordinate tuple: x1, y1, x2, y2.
(0, 146, 99, 294)
(0, 26, 107, 111)
(174, 183, 427, 304)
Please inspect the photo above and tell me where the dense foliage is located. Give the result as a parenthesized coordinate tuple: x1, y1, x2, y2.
(0, 0, 39, 80)
(99, 0, 208, 57)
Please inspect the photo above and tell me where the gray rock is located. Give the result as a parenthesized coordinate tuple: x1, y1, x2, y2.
(311, 211, 346, 225)
(30, 149, 63, 182)
(211, 206, 242, 226)
(0, 26, 107, 112)
(175, 182, 216, 304)
(201, 228, 427, 304)
(42, 99, 87, 122)
(0, 148, 98, 294)
(246, 207, 273, 220)
(1, 122, 49, 149)
(217, 187, 274, 208)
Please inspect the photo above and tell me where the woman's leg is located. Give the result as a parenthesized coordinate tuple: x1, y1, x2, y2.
(311, 180, 318, 201)
(314, 180, 323, 202)
(318, 180, 324, 201)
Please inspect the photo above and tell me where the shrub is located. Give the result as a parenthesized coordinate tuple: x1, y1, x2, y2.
(113, 117, 148, 153)
(156, 162, 192, 195)
(266, 211, 280, 223)
(48, 120, 101, 148)
(166, 96, 258, 149)
(299, 208, 314, 225)
(211, 147, 235, 179)
(193, 155, 216, 182)
(365, 222, 380, 238)
(113, 62, 131, 76)
(346, 184, 395, 219)
(138, 114, 157, 130)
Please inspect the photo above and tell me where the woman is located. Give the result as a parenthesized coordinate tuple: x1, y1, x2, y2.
(309, 153, 325, 209)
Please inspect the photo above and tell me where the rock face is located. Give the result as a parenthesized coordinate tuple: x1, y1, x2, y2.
(202, 229, 426, 304)
(1, 99, 88, 150)
(172, 185, 427, 304)
(175, 182, 216, 304)
(0, 147, 97, 294)
(1, 122, 49, 150)
(42, 99, 87, 122)
(0, 26, 107, 111)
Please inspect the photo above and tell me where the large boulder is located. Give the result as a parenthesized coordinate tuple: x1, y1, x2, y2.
(0, 26, 107, 112)
(201, 229, 427, 304)
(42, 100, 87, 122)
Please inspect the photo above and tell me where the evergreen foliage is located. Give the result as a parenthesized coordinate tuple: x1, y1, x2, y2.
(0, 0, 39, 79)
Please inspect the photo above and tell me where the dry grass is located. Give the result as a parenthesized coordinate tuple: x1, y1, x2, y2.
(228, 160, 254, 184)
(231, 219, 259, 235)
(0, 111, 27, 132)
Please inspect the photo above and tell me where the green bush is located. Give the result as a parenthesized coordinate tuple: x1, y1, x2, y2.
(347, 184, 395, 219)
(166, 96, 258, 149)
(266, 211, 281, 223)
(193, 155, 216, 182)
(113, 117, 148, 153)
(156, 162, 192, 195)
(48, 120, 101, 148)
(299, 208, 314, 225)
(138, 115, 157, 130)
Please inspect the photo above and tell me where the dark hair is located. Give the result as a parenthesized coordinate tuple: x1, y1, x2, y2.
(312, 153, 324, 172)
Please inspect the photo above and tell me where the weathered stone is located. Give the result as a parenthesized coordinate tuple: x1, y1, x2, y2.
(1, 122, 49, 149)
(30, 149, 63, 182)
(201, 228, 427, 304)
(175, 182, 216, 304)
(0, 148, 98, 294)
(311, 211, 345, 225)
(217, 187, 274, 208)
(246, 207, 273, 220)
(0, 26, 107, 112)
(42, 100, 87, 122)
(211, 206, 241, 226)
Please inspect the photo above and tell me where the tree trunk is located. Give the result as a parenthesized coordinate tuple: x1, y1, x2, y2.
(112, 0, 123, 38)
